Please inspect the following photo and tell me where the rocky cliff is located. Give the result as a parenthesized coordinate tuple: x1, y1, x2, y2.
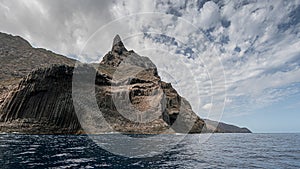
(0, 33, 205, 134)
(0, 32, 75, 107)
(0, 32, 251, 134)
(0, 65, 80, 134)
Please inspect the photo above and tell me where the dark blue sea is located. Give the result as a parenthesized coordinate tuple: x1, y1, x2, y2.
(0, 133, 299, 168)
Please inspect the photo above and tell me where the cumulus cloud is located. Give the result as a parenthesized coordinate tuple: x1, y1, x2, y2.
(199, 1, 220, 29)
(1, 0, 300, 120)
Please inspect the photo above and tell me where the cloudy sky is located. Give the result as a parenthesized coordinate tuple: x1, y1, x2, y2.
(1, 0, 300, 132)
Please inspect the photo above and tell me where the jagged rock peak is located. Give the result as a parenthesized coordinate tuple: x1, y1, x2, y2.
(100, 34, 128, 67)
(101, 34, 157, 69)
(113, 34, 122, 46)
(111, 34, 127, 53)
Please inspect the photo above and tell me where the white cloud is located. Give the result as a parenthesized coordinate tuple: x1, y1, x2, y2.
(199, 1, 220, 29)
(202, 103, 212, 110)
(0, 0, 115, 62)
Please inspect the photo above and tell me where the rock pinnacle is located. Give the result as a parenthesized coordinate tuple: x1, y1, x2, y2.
(113, 34, 122, 46)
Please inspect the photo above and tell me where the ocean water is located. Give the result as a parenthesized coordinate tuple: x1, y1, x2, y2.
(0, 133, 299, 168)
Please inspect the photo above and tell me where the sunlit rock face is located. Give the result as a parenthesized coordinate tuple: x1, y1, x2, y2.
(0, 33, 205, 134)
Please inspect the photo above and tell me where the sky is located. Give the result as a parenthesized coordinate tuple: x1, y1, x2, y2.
(0, 0, 300, 133)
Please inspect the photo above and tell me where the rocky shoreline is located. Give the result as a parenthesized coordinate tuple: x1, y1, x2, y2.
(0, 32, 251, 134)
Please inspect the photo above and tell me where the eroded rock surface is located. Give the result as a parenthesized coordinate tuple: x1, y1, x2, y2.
(0, 32, 75, 107)
(0, 33, 205, 134)
(0, 66, 80, 134)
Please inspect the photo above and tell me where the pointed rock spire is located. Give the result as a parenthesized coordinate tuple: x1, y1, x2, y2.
(111, 34, 127, 55)
(101, 34, 157, 68)
(113, 34, 122, 46)
(100, 34, 128, 66)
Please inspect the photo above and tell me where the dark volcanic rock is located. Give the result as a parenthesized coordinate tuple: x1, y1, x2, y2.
(0, 65, 81, 134)
(0, 33, 206, 134)
(0, 32, 75, 107)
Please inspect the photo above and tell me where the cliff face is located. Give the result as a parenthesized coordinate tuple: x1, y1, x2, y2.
(93, 35, 205, 133)
(0, 33, 205, 134)
(0, 66, 80, 134)
(0, 32, 251, 134)
(0, 32, 75, 107)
